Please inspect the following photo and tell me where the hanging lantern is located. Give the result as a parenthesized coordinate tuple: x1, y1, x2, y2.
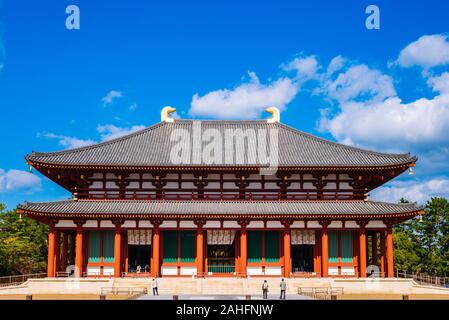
(409, 167, 414, 175)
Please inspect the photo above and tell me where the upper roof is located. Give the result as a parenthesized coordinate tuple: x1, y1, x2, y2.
(17, 199, 422, 219)
(26, 120, 416, 168)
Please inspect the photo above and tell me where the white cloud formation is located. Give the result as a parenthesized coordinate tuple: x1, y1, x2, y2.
(317, 51, 449, 149)
(396, 34, 449, 69)
(96, 124, 146, 141)
(319, 94, 449, 149)
(40, 133, 96, 150)
(284, 56, 320, 82)
(101, 90, 123, 106)
(427, 72, 449, 94)
(189, 71, 298, 119)
(371, 178, 449, 205)
(323, 64, 396, 104)
(0, 169, 42, 193)
(129, 103, 137, 111)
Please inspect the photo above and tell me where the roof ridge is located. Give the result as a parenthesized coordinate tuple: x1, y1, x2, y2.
(275, 122, 414, 160)
(28, 121, 167, 158)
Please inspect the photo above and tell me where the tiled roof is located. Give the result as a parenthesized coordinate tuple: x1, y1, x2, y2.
(17, 199, 422, 217)
(26, 120, 416, 168)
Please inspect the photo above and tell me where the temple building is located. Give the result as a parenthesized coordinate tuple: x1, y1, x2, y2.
(18, 107, 423, 278)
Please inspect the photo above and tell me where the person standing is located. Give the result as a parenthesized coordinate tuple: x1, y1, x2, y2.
(280, 278, 287, 300)
(152, 278, 159, 296)
(262, 280, 269, 299)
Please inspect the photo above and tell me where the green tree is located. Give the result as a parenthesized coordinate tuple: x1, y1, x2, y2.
(0, 204, 48, 276)
(394, 197, 449, 276)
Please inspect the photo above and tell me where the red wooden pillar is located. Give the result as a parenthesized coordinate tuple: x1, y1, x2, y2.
(61, 232, 68, 272)
(235, 231, 240, 274)
(113, 221, 123, 278)
(282, 220, 293, 277)
(75, 221, 85, 277)
(47, 223, 56, 277)
(69, 232, 75, 266)
(283, 229, 291, 277)
(195, 220, 205, 276)
(238, 220, 249, 276)
(151, 221, 161, 277)
(54, 230, 60, 274)
(358, 221, 367, 277)
(320, 221, 330, 277)
(123, 231, 129, 274)
(372, 233, 378, 266)
(380, 231, 386, 277)
(386, 224, 394, 278)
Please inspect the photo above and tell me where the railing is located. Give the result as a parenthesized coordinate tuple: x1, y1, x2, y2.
(100, 286, 148, 295)
(298, 286, 344, 299)
(207, 258, 235, 274)
(0, 273, 46, 287)
(75, 187, 366, 201)
(291, 272, 321, 278)
(396, 270, 449, 288)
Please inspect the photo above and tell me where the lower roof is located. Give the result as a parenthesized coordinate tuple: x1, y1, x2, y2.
(17, 199, 422, 220)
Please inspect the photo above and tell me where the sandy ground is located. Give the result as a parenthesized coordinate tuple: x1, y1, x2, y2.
(0, 294, 134, 300)
(1, 293, 449, 300)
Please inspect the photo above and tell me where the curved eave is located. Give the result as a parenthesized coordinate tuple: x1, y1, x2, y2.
(17, 200, 424, 221)
(26, 158, 417, 172)
(17, 210, 423, 221)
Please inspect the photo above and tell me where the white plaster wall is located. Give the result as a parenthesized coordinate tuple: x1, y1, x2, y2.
(122, 220, 136, 228)
(264, 266, 282, 276)
(204, 221, 221, 228)
(180, 266, 197, 276)
(247, 221, 264, 228)
(291, 221, 305, 228)
(223, 221, 239, 228)
(247, 266, 263, 276)
(266, 221, 283, 229)
(307, 221, 321, 229)
(55, 220, 76, 228)
(100, 220, 114, 228)
(160, 220, 177, 228)
(179, 221, 196, 228)
(139, 220, 152, 228)
(366, 221, 386, 228)
(161, 266, 178, 276)
(328, 221, 343, 228)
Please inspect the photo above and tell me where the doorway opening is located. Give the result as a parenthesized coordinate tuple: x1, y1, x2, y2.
(292, 244, 314, 272)
(128, 245, 151, 273)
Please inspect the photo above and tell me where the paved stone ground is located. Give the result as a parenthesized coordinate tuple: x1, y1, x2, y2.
(136, 294, 313, 300)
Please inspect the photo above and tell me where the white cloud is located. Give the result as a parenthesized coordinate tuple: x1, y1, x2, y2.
(284, 56, 320, 81)
(101, 90, 123, 106)
(427, 72, 449, 94)
(189, 71, 298, 119)
(397, 34, 449, 69)
(323, 64, 396, 104)
(41, 133, 96, 150)
(0, 169, 42, 193)
(326, 55, 346, 76)
(319, 94, 449, 149)
(96, 124, 146, 141)
(371, 178, 449, 205)
(317, 55, 449, 150)
(129, 103, 137, 111)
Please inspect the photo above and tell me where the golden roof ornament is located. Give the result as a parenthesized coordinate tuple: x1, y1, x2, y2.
(161, 106, 176, 123)
(265, 107, 280, 123)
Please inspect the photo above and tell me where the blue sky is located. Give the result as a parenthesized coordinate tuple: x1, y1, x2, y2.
(1, 0, 449, 209)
